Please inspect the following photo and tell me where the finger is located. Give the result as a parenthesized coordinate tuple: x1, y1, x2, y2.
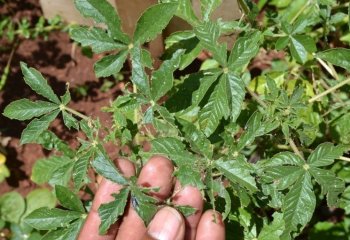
(137, 155, 175, 200)
(195, 210, 225, 240)
(116, 156, 175, 240)
(143, 207, 185, 240)
(78, 158, 135, 240)
(172, 181, 204, 240)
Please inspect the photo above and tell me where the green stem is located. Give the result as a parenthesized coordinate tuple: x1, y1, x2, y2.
(277, 144, 349, 162)
(319, 79, 344, 104)
(64, 106, 90, 121)
(272, 33, 287, 37)
(0, 39, 18, 90)
(246, 87, 268, 108)
(339, 156, 350, 162)
(316, 57, 337, 80)
(288, 138, 304, 159)
(276, 144, 312, 153)
(322, 103, 349, 117)
(309, 78, 350, 103)
(133, 84, 142, 145)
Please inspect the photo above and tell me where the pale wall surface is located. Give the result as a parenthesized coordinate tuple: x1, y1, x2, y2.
(40, 0, 242, 33)
(40, 0, 242, 57)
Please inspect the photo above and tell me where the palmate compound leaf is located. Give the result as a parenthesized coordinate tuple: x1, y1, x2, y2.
(215, 156, 258, 193)
(74, 0, 129, 43)
(70, 26, 126, 54)
(133, 3, 178, 44)
(20, 109, 60, 145)
(24, 207, 82, 230)
(94, 49, 129, 77)
(3, 99, 59, 120)
(259, 152, 312, 236)
(55, 185, 85, 213)
(307, 142, 347, 167)
(98, 188, 129, 234)
(282, 172, 316, 235)
(150, 49, 185, 101)
(199, 74, 230, 137)
(20, 62, 60, 104)
(228, 31, 261, 73)
(316, 48, 350, 71)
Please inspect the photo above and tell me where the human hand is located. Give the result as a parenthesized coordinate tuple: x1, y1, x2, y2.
(78, 156, 225, 240)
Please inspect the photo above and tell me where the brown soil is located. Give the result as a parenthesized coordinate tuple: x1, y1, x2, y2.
(0, 0, 124, 195)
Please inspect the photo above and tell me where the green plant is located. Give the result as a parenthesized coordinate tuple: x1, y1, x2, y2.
(0, 15, 65, 91)
(2, 0, 350, 239)
(0, 188, 56, 239)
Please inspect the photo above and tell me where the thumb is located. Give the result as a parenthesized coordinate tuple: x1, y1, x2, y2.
(143, 207, 185, 240)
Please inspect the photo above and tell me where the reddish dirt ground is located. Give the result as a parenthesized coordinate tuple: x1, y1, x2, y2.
(0, 0, 125, 195)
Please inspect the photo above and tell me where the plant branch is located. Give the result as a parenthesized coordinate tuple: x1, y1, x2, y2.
(64, 106, 90, 121)
(276, 144, 312, 153)
(0, 39, 19, 90)
(316, 57, 338, 79)
(309, 78, 350, 103)
(288, 138, 304, 159)
(278, 144, 350, 162)
(339, 156, 350, 162)
(246, 87, 267, 108)
(319, 79, 344, 103)
(133, 84, 142, 145)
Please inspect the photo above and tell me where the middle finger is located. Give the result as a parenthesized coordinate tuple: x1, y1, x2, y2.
(116, 155, 175, 240)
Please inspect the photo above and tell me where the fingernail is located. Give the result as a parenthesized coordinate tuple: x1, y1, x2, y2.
(147, 207, 183, 240)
